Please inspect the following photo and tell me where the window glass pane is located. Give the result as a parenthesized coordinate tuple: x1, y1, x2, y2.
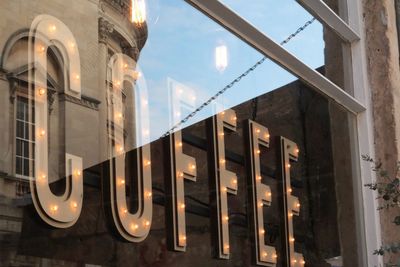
(22, 140, 29, 158)
(16, 139, 23, 157)
(16, 121, 24, 138)
(15, 157, 22, 175)
(0, 1, 362, 267)
(17, 101, 25, 120)
(23, 158, 29, 177)
(219, 0, 349, 91)
(24, 122, 29, 140)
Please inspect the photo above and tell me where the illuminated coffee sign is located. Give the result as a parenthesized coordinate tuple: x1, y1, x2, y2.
(27, 15, 305, 267)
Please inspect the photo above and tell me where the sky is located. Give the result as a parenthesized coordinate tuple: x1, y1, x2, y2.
(134, 0, 325, 146)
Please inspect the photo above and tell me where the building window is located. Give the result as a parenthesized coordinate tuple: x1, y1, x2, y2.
(15, 95, 35, 178)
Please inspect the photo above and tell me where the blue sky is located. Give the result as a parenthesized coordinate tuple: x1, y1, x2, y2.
(135, 0, 324, 145)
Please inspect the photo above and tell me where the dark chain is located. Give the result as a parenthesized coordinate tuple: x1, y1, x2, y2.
(161, 17, 316, 138)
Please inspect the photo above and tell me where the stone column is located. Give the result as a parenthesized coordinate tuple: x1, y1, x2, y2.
(364, 0, 400, 264)
(98, 17, 114, 163)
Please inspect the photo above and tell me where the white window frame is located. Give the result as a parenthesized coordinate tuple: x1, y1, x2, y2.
(184, 0, 381, 266)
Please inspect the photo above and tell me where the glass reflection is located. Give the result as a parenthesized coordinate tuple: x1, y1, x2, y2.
(0, 0, 359, 266)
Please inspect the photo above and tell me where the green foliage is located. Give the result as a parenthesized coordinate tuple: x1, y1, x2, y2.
(363, 155, 400, 266)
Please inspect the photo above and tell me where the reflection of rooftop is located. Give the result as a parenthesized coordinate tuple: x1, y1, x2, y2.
(102, 0, 149, 51)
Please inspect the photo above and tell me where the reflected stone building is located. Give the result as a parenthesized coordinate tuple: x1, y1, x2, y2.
(0, 0, 146, 265)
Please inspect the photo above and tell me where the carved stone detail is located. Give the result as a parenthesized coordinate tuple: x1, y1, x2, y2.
(102, 0, 131, 18)
(59, 93, 101, 110)
(8, 78, 17, 104)
(121, 40, 140, 61)
(99, 17, 114, 44)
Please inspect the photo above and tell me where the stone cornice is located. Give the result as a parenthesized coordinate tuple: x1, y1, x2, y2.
(59, 93, 101, 111)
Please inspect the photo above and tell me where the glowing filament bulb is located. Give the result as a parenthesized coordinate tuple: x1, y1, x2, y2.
(130, 223, 139, 231)
(290, 237, 295, 242)
(145, 160, 151, 166)
(215, 44, 228, 72)
(256, 149, 261, 154)
(256, 129, 261, 134)
(51, 205, 58, 212)
(257, 175, 262, 181)
(267, 192, 272, 197)
(117, 113, 123, 119)
(49, 25, 56, 32)
(232, 178, 237, 184)
(71, 202, 78, 209)
(222, 187, 227, 193)
(178, 172, 184, 178)
(177, 142, 183, 147)
(123, 208, 128, 214)
(301, 260, 306, 265)
(180, 203, 185, 209)
(220, 159, 226, 164)
(39, 45, 45, 53)
(131, 0, 147, 24)
(224, 215, 229, 222)
(38, 88, 46, 96)
(145, 220, 150, 227)
(259, 202, 263, 208)
(133, 71, 141, 80)
(263, 252, 268, 257)
(37, 174, 46, 184)
(224, 244, 229, 249)
(288, 212, 293, 218)
(293, 260, 297, 263)
(287, 163, 291, 168)
(190, 164, 196, 170)
(39, 130, 46, 137)
(75, 75, 80, 80)
(146, 191, 152, 198)
(124, 63, 128, 69)
(273, 254, 278, 259)
(296, 148, 300, 154)
(260, 229, 265, 234)
(75, 170, 81, 176)
(265, 133, 270, 139)
(288, 188, 292, 194)
(219, 132, 225, 136)
(180, 235, 187, 245)
(232, 116, 237, 121)
(296, 203, 301, 208)
(118, 179, 125, 186)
